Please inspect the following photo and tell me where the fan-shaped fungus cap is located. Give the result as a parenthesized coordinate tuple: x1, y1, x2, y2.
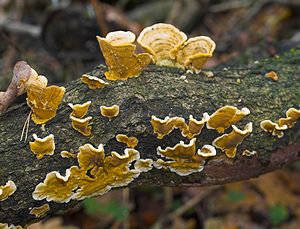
(70, 116, 92, 136)
(27, 85, 65, 124)
(260, 120, 287, 138)
(97, 31, 151, 81)
(265, 71, 278, 81)
(61, 150, 77, 158)
(137, 23, 187, 66)
(213, 122, 253, 158)
(181, 114, 210, 139)
(170, 36, 216, 72)
(0, 180, 16, 201)
(134, 159, 153, 172)
(68, 101, 91, 118)
(116, 134, 138, 148)
(29, 203, 50, 218)
(207, 106, 250, 133)
(278, 108, 300, 128)
(29, 134, 55, 159)
(100, 105, 120, 120)
(197, 145, 217, 157)
(80, 74, 109, 89)
(150, 115, 186, 139)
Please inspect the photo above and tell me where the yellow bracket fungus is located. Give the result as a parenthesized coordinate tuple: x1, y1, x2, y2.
(278, 107, 300, 128)
(29, 203, 50, 218)
(116, 134, 138, 148)
(29, 134, 55, 159)
(0, 223, 23, 229)
(68, 101, 91, 118)
(181, 114, 210, 139)
(206, 106, 250, 133)
(134, 159, 153, 172)
(100, 105, 120, 120)
(265, 71, 278, 81)
(97, 31, 151, 81)
(137, 23, 187, 67)
(155, 138, 216, 176)
(213, 122, 253, 158)
(70, 116, 92, 136)
(0, 180, 16, 201)
(260, 120, 288, 138)
(33, 143, 149, 203)
(61, 150, 77, 158)
(80, 74, 109, 89)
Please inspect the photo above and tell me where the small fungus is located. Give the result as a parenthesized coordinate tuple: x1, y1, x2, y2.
(242, 150, 257, 157)
(150, 115, 186, 139)
(100, 105, 120, 120)
(29, 134, 55, 159)
(68, 101, 91, 118)
(170, 36, 216, 72)
(278, 107, 300, 128)
(213, 122, 253, 158)
(0, 223, 23, 229)
(260, 120, 288, 138)
(70, 116, 92, 136)
(116, 134, 138, 148)
(265, 71, 278, 81)
(0, 180, 17, 201)
(181, 114, 210, 139)
(134, 159, 153, 172)
(29, 203, 50, 218)
(80, 74, 108, 89)
(207, 106, 250, 133)
(155, 138, 215, 176)
(197, 145, 217, 157)
(137, 23, 187, 66)
(97, 31, 151, 80)
(61, 150, 77, 158)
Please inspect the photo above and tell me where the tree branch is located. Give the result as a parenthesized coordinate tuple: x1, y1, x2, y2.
(0, 46, 300, 226)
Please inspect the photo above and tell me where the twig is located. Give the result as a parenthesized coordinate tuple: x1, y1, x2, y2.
(90, 0, 108, 36)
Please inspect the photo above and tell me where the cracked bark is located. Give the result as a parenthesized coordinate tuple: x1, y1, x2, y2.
(0, 46, 300, 226)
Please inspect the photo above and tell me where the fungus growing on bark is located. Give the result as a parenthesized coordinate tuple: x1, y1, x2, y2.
(134, 159, 153, 172)
(265, 71, 278, 81)
(0, 223, 23, 229)
(181, 114, 210, 139)
(170, 36, 216, 72)
(70, 116, 92, 136)
(29, 203, 50, 218)
(137, 23, 187, 66)
(97, 31, 151, 80)
(68, 101, 91, 118)
(278, 107, 300, 128)
(116, 134, 138, 148)
(100, 105, 120, 120)
(80, 74, 108, 89)
(197, 145, 217, 157)
(206, 106, 250, 133)
(61, 150, 77, 158)
(29, 134, 55, 159)
(155, 138, 216, 176)
(260, 120, 287, 138)
(150, 115, 186, 139)
(0, 181, 17, 201)
(242, 150, 257, 157)
(213, 122, 253, 158)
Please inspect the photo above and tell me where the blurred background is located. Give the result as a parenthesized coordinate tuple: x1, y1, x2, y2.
(1, 0, 300, 228)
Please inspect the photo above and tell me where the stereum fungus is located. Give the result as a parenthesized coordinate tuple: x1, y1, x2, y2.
(68, 101, 91, 118)
(278, 107, 300, 128)
(80, 74, 108, 89)
(154, 138, 216, 176)
(29, 203, 50, 218)
(260, 120, 288, 138)
(32, 143, 152, 203)
(0, 180, 17, 201)
(29, 134, 55, 159)
(100, 105, 120, 120)
(0, 223, 23, 229)
(96, 31, 151, 80)
(116, 134, 138, 148)
(213, 122, 253, 158)
(70, 116, 93, 136)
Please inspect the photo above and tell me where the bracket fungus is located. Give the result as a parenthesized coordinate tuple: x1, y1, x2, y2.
(100, 105, 120, 120)
(213, 122, 253, 158)
(33, 143, 149, 203)
(155, 138, 216, 176)
(68, 101, 91, 118)
(97, 31, 151, 81)
(0, 180, 16, 201)
(134, 159, 153, 172)
(206, 106, 250, 133)
(265, 71, 279, 81)
(80, 74, 108, 89)
(116, 134, 138, 148)
(0, 223, 23, 229)
(278, 107, 300, 128)
(181, 114, 210, 139)
(260, 120, 288, 138)
(70, 116, 92, 136)
(61, 150, 77, 158)
(29, 203, 50, 218)
(29, 134, 55, 159)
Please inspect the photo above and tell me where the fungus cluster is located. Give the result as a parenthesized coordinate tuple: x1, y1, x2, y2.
(32, 143, 153, 203)
(0, 180, 16, 201)
(29, 134, 55, 159)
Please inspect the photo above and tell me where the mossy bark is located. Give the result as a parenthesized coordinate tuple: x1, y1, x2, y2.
(0, 47, 300, 226)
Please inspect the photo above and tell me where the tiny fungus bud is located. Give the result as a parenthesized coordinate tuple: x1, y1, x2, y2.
(213, 122, 253, 158)
(260, 120, 287, 138)
(68, 101, 91, 118)
(100, 105, 120, 120)
(97, 31, 151, 80)
(242, 150, 257, 157)
(29, 203, 50, 218)
(116, 134, 138, 148)
(29, 134, 55, 159)
(265, 71, 278, 81)
(70, 116, 92, 136)
(0, 180, 17, 201)
(81, 74, 109, 89)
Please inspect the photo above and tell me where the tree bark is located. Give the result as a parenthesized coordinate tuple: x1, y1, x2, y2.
(0, 46, 300, 226)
